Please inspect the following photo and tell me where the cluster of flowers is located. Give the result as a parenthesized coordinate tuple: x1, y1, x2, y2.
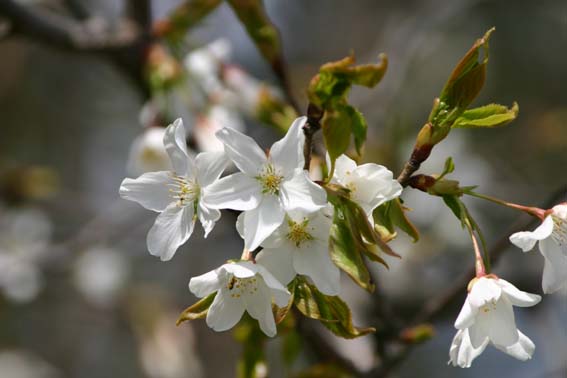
(119, 116, 401, 337)
(449, 204, 567, 367)
(128, 39, 281, 176)
(119, 115, 567, 367)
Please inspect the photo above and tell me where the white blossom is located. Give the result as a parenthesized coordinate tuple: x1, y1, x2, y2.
(184, 39, 231, 96)
(127, 127, 170, 175)
(204, 117, 327, 251)
(251, 207, 340, 296)
(0, 207, 51, 303)
(509, 203, 567, 293)
(119, 119, 228, 261)
(449, 276, 540, 368)
(194, 105, 245, 153)
(329, 154, 402, 216)
(189, 261, 290, 337)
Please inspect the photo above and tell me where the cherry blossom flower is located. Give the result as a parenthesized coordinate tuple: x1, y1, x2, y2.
(329, 154, 402, 216)
(189, 261, 290, 337)
(194, 105, 245, 153)
(449, 276, 540, 367)
(251, 207, 340, 296)
(204, 117, 327, 251)
(119, 119, 228, 261)
(509, 203, 567, 293)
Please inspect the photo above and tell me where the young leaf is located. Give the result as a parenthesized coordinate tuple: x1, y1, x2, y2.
(294, 277, 375, 339)
(452, 102, 519, 129)
(176, 292, 216, 325)
(374, 198, 420, 242)
(322, 104, 353, 169)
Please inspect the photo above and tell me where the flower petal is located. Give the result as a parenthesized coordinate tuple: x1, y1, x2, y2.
(189, 269, 222, 298)
(494, 330, 535, 361)
(216, 127, 266, 176)
(454, 298, 477, 329)
(497, 279, 541, 307)
(243, 196, 285, 251)
(203, 173, 262, 211)
(539, 237, 567, 294)
(255, 265, 290, 307)
(164, 118, 195, 176)
(195, 150, 229, 187)
(468, 318, 490, 349)
(351, 164, 402, 213)
(222, 261, 258, 279)
(468, 277, 501, 309)
(293, 240, 340, 296)
(198, 201, 221, 238)
(280, 170, 327, 213)
(119, 171, 172, 212)
(509, 215, 554, 252)
(244, 280, 278, 337)
(206, 288, 246, 332)
(256, 246, 296, 286)
(487, 297, 519, 347)
(331, 154, 357, 183)
(269, 116, 306, 177)
(448, 329, 488, 368)
(146, 204, 195, 261)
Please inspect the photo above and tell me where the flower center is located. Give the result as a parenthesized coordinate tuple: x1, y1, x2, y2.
(226, 276, 259, 298)
(286, 218, 314, 247)
(551, 215, 567, 247)
(256, 164, 283, 195)
(480, 299, 498, 314)
(169, 175, 200, 207)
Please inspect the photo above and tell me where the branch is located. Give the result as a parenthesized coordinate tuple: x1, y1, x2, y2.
(362, 185, 567, 378)
(303, 103, 323, 170)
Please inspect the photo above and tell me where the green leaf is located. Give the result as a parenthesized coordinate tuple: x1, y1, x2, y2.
(322, 104, 353, 171)
(350, 107, 368, 155)
(227, 0, 281, 65)
(176, 292, 216, 325)
(156, 0, 223, 41)
(374, 199, 420, 242)
(294, 277, 375, 339)
(452, 102, 519, 129)
(442, 195, 467, 227)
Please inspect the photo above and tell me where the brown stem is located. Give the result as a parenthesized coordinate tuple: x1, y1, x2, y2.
(303, 103, 323, 171)
(396, 143, 433, 187)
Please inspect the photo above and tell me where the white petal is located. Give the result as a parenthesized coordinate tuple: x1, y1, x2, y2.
(497, 279, 541, 307)
(244, 280, 278, 337)
(539, 238, 567, 294)
(216, 127, 266, 176)
(280, 170, 327, 213)
(454, 298, 477, 329)
(468, 318, 490, 349)
(293, 240, 340, 296)
(509, 216, 554, 252)
(198, 202, 221, 238)
(146, 204, 195, 261)
(494, 330, 535, 361)
(256, 246, 296, 286)
(487, 297, 519, 346)
(256, 265, 291, 307)
(468, 277, 501, 309)
(119, 171, 172, 212)
(269, 116, 306, 177)
(206, 288, 246, 332)
(222, 261, 258, 279)
(351, 164, 403, 213)
(195, 151, 229, 187)
(331, 154, 357, 182)
(243, 196, 285, 251)
(164, 118, 194, 176)
(552, 204, 567, 220)
(203, 173, 262, 211)
(189, 269, 221, 298)
(449, 329, 488, 368)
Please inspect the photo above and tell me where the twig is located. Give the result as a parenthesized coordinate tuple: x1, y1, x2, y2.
(361, 186, 567, 378)
(302, 103, 323, 170)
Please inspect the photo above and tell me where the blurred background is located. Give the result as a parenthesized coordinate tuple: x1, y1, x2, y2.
(0, 0, 566, 377)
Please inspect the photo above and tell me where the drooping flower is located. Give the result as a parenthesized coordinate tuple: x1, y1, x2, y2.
(189, 261, 290, 337)
(329, 154, 402, 216)
(251, 207, 340, 296)
(127, 127, 170, 176)
(203, 117, 327, 251)
(119, 119, 228, 261)
(509, 203, 567, 293)
(449, 276, 540, 368)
